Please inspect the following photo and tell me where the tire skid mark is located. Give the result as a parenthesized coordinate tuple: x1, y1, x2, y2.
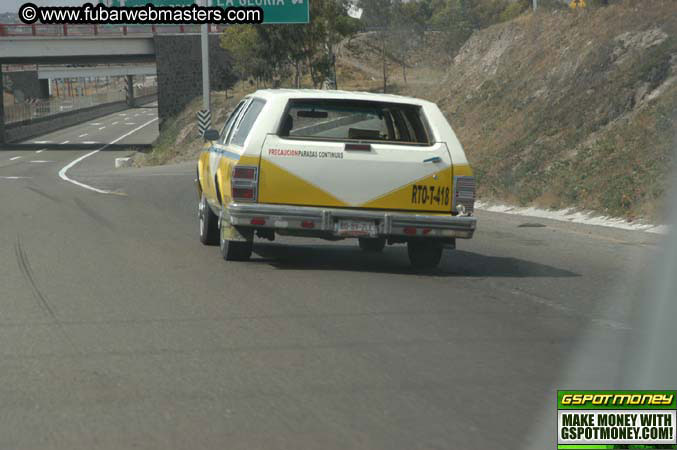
(73, 197, 115, 230)
(14, 235, 81, 354)
(25, 185, 61, 203)
(15, 235, 57, 320)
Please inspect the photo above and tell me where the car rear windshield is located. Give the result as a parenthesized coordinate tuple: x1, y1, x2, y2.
(278, 99, 432, 145)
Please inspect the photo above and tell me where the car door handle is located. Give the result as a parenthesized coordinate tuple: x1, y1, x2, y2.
(423, 156, 442, 163)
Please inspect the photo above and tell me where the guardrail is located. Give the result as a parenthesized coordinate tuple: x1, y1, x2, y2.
(0, 23, 226, 37)
(4, 84, 157, 123)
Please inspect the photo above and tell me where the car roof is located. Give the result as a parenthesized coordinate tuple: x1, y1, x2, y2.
(250, 89, 433, 106)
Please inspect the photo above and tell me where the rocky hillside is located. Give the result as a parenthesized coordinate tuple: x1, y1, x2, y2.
(405, 0, 676, 221)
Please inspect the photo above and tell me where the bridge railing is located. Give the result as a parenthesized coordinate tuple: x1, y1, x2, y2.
(0, 23, 225, 37)
(4, 85, 157, 123)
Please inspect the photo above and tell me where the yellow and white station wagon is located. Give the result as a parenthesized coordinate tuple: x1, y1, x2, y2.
(196, 89, 476, 268)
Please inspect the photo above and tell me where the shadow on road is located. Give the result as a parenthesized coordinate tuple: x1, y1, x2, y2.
(251, 243, 579, 278)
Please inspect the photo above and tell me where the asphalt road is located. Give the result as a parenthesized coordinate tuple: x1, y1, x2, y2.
(0, 107, 667, 449)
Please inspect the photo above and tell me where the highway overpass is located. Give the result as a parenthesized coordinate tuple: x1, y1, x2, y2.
(1, 23, 229, 143)
(0, 36, 155, 65)
(0, 23, 223, 64)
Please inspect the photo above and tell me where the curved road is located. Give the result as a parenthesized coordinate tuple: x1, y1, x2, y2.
(0, 107, 665, 449)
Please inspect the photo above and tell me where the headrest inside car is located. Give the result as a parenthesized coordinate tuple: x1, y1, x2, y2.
(348, 128, 380, 140)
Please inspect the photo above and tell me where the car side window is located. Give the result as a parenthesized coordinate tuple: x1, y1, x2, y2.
(222, 99, 251, 145)
(404, 109, 430, 143)
(219, 100, 247, 145)
(230, 98, 266, 147)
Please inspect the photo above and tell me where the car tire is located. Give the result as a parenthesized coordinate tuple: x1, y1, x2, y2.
(199, 193, 219, 245)
(407, 241, 443, 269)
(358, 237, 386, 253)
(220, 231, 252, 261)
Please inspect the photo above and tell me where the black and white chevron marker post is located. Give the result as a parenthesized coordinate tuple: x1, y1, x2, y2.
(197, 109, 212, 137)
(199, 0, 212, 138)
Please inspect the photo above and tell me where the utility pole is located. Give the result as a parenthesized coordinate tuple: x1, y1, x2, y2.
(198, 0, 212, 136)
(533, 0, 537, 11)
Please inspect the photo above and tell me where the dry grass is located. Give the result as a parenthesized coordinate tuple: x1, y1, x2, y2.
(136, 89, 248, 166)
(400, 0, 676, 222)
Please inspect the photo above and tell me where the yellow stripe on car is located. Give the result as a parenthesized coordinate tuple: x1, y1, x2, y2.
(258, 158, 347, 207)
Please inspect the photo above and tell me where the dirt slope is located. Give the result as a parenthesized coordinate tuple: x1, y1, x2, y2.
(405, 0, 676, 221)
(135, 92, 242, 166)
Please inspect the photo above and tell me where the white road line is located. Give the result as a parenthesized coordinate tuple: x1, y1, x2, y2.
(124, 122, 136, 125)
(111, 121, 119, 125)
(0, 176, 31, 180)
(35, 149, 46, 153)
(33, 140, 50, 144)
(78, 133, 88, 138)
(30, 160, 54, 163)
(10, 156, 22, 161)
(90, 122, 102, 126)
(82, 141, 97, 144)
(60, 140, 70, 144)
(98, 126, 106, 130)
(58, 117, 158, 194)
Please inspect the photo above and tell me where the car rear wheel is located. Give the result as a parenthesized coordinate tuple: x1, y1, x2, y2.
(220, 230, 252, 261)
(407, 241, 443, 269)
(358, 237, 386, 253)
(199, 193, 219, 245)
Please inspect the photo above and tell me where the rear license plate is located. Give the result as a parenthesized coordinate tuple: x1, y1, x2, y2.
(335, 219, 378, 237)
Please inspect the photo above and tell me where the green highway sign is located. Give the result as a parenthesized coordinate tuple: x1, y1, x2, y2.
(99, 0, 309, 24)
(100, 0, 194, 6)
(213, 0, 309, 24)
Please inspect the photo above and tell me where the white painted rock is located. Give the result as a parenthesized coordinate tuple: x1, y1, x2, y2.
(115, 157, 133, 168)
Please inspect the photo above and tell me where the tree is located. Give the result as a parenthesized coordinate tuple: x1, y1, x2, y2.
(220, 25, 268, 89)
(359, 0, 394, 92)
(324, 0, 361, 88)
(221, 1, 358, 90)
(291, 0, 358, 88)
(390, 0, 428, 84)
(208, 38, 237, 94)
(429, 0, 474, 56)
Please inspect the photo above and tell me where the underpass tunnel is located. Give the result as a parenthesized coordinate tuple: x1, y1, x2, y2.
(1, 63, 158, 146)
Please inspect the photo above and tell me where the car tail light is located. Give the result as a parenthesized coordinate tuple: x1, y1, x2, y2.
(233, 166, 257, 180)
(231, 165, 258, 202)
(453, 176, 475, 215)
(250, 217, 266, 225)
(403, 227, 417, 235)
(233, 188, 254, 199)
(301, 220, 315, 229)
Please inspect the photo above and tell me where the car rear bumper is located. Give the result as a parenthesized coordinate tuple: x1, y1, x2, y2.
(225, 203, 476, 239)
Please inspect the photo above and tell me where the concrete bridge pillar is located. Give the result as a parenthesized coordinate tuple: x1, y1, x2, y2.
(125, 75, 135, 107)
(0, 65, 5, 145)
(39, 79, 50, 99)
